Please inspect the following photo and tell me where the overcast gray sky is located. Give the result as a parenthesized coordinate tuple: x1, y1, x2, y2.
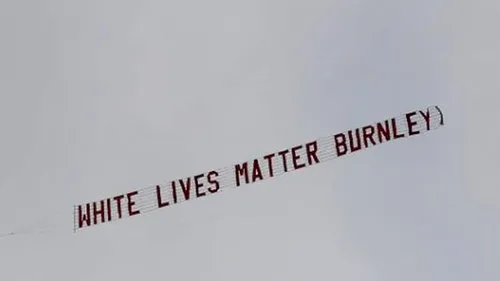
(0, 1, 498, 280)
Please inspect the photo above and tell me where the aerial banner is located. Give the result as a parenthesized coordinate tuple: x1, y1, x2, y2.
(74, 105, 444, 232)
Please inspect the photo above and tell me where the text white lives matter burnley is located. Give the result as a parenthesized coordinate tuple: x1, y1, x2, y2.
(74, 106, 443, 231)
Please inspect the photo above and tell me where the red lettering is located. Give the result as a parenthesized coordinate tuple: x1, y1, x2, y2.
(156, 185, 169, 208)
(113, 194, 124, 219)
(391, 118, 404, 139)
(78, 204, 91, 228)
(278, 149, 290, 172)
(376, 121, 391, 143)
(106, 198, 112, 221)
(263, 153, 275, 177)
(305, 141, 320, 165)
(179, 178, 191, 200)
(127, 191, 140, 216)
(235, 162, 249, 187)
(291, 145, 305, 170)
(207, 170, 220, 193)
(348, 129, 362, 152)
(406, 111, 420, 136)
(334, 133, 347, 156)
(362, 125, 376, 147)
(251, 159, 264, 182)
(419, 110, 431, 130)
(171, 181, 178, 204)
(93, 200, 105, 224)
(194, 174, 206, 198)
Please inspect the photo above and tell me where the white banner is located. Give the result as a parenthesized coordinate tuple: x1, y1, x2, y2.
(74, 105, 444, 231)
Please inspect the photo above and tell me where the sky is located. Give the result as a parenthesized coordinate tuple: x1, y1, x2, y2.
(0, 1, 498, 280)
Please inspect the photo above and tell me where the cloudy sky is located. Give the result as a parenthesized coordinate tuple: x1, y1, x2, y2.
(0, 1, 498, 280)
